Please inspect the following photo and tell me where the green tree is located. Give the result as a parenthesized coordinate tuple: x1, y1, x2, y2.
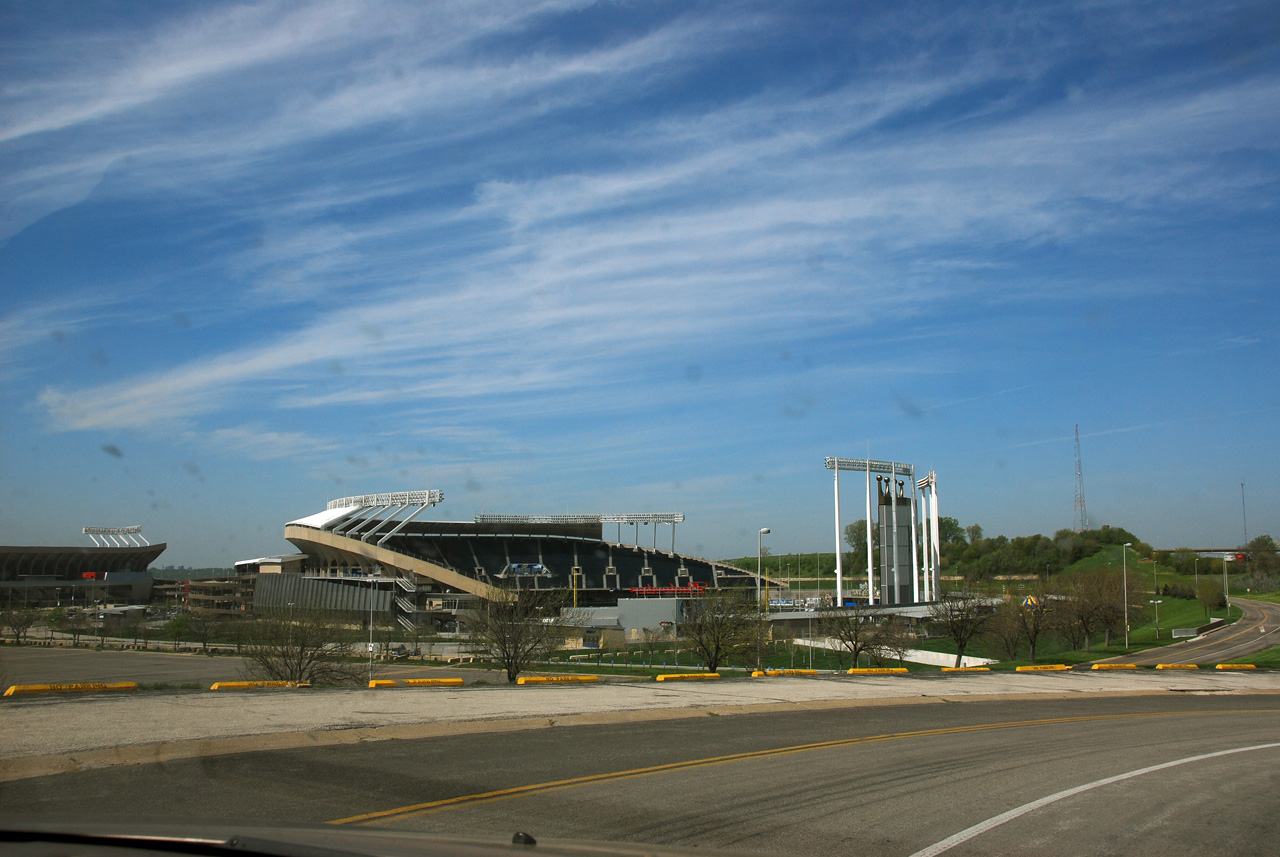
(843, 520, 870, 556)
(1196, 579, 1225, 618)
(46, 607, 66, 640)
(965, 523, 984, 545)
(163, 612, 192, 650)
(938, 516, 965, 545)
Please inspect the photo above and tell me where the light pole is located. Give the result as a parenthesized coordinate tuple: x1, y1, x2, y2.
(1153, 562, 1160, 639)
(1194, 556, 1199, 590)
(367, 569, 383, 686)
(1122, 542, 1132, 651)
(1223, 552, 1232, 616)
(757, 528, 770, 604)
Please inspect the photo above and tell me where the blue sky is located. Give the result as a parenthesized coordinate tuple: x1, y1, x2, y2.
(1, 1, 1277, 567)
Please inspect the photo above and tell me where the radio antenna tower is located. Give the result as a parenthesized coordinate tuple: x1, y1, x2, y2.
(1073, 425, 1088, 533)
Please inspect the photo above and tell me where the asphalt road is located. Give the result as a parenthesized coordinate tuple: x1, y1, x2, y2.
(3, 694, 1277, 857)
(1096, 597, 1280, 666)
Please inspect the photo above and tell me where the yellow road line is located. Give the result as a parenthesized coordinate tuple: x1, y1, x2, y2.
(329, 709, 1255, 826)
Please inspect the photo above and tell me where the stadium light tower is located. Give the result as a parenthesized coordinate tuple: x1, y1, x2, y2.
(757, 528, 770, 603)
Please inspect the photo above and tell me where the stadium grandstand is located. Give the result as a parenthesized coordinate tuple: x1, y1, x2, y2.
(245, 490, 758, 632)
(0, 526, 164, 608)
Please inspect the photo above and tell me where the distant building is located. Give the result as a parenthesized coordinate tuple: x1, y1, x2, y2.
(0, 527, 164, 608)
(234, 491, 757, 631)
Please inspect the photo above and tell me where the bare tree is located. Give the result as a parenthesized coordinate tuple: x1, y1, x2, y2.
(240, 608, 364, 685)
(819, 604, 887, 670)
(985, 601, 1024, 662)
(874, 615, 913, 667)
(1056, 570, 1125, 652)
(639, 626, 670, 667)
(61, 610, 92, 647)
(466, 590, 577, 682)
(929, 590, 994, 668)
(679, 589, 764, 673)
(2, 608, 40, 644)
(1015, 590, 1052, 663)
(187, 614, 222, 654)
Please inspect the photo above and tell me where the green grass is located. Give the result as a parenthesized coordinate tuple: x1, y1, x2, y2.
(1234, 646, 1280, 668)
(1244, 591, 1280, 605)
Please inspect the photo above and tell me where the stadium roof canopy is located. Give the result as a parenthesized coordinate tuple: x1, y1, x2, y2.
(0, 543, 167, 581)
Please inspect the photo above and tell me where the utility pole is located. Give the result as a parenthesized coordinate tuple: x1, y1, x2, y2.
(1073, 425, 1088, 533)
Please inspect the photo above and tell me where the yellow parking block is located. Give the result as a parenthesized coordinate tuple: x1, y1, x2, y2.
(941, 666, 991, 672)
(847, 667, 909, 675)
(1091, 664, 1138, 670)
(516, 675, 599, 684)
(1215, 663, 1257, 670)
(368, 679, 399, 688)
(764, 669, 819, 676)
(1016, 664, 1070, 672)
(210, 680, 311, 690)
(1155, 663, 1199, 670)
(655, 673, 721, 681)
(4, 682, 138, 697)
(403, 678, 466, 687)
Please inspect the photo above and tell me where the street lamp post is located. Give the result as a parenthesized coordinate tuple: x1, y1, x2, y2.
(1194, 557, 1199, 590)
(757, 528, 770, 604)
(1152, 564, 1160, 639)
(1122, 542, 1132, 651)
(367, 569, 383, 686)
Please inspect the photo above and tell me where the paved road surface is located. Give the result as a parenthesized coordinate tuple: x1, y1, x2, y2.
(3, 695, 1277, 857)
(1095, 597, 1280, 665)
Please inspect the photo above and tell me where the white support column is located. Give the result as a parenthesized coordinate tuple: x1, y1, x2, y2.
(916, 488, 926, 602)
(865, 460, 874, 605)
(377, 502, 433, 547)
(910, 474, 921, 604)
(923, 486, 934, 601)
(833, 463, 843, 606)
(890, 463, 899, 606)
(930, 478, 942, 599)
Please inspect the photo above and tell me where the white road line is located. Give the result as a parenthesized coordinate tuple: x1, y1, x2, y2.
(908, 741, 1280, 857)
